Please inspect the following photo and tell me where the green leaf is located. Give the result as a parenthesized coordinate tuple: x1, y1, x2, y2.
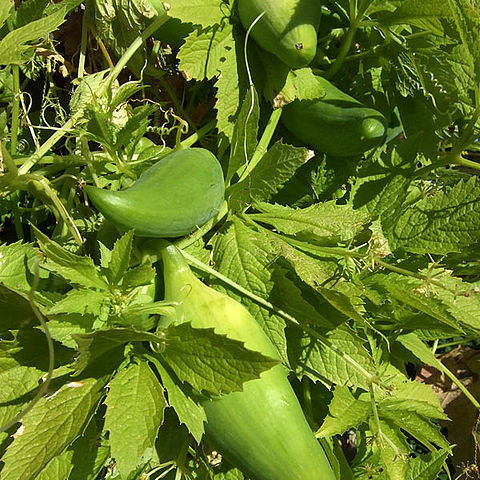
(0, 285, 36, 330)
(408, 450, 449, 480)
(317, 386, 371, 438)
(45, 313, 101, 349)
(228, 142, 313, 211)
(371, 273, 463, 333)
(122, 264, 155, 289)
(161, 323, 279, 395)
(115, 104, 156, 150)
(70, 70, 109, 115)
(227, 87, 260, 184)
(0, 377, 107, 480)
(69, 419, 110, 480)
(390, 177, 480, 254)
(379, 1, 453, 35)
(34, 228, 107, 290)
(287, 325, 377, 389)
(179, 24, 233, 81)
(260, 57, 325, 107)
(447, 0, 480, 81)
(212, 217, 287, 361)
(36, 449, 74, 480)
(105, 361, 166, 479)
(46, 288, 106, 316)
(72, 328, 161, 374)
(373, 418, 411, 480)
(251, 201, 371, 246)
(0, 5, 67, 65)
(154, 361, 206, 443)
(380, 379, 447, 420)
(166, 0, 228, 27)
(0, 0, 13, 29)
(107, 231, 133, 285)
(0, 241, 40, 292)
(178, 22, 244, 141)
(379, 409, 450, 450)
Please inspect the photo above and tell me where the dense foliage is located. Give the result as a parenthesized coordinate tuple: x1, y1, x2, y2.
(1, 1, 480, 479)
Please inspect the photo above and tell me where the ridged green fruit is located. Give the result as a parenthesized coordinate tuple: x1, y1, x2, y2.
(283, 76, 387, 156)
(161, 245, 336, 480)
(86, 148, 225, 238)
(237, 0, 321, 68)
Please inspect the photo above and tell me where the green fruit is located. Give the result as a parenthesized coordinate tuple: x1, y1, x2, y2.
(86, 148, 225, 238)
(282, 76, 387, 156)
(237, 0, 321, 68)
(161, 245, 336, 480)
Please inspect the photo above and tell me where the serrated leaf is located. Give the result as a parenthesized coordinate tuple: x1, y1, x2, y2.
(107, 230, 133, 285)
(36, 449, 74, 480)
(317, 386, 371, 438)
(380, 409, 450, 450)
(70, 70, 109, 115)
(380, 379, 447, 420)
(72, 328, 161, 374)
(0, 5, 67, 65)
(391, 177, 480, 254)
(373, 418, 410, 480)
(288, 325, 377, 389)
(0, 377, 107, 480)
(68, 421, 110, 480)
(228, 142, 313, 211)
(110, 80, 144, 110)
(447, 0, 480, 80)
(161, 323, 279, 395)
(378, 1, 453, 35)
(227, 87, 259, 183)
(154, 361, 206, 443)
(178, 22, 244, 141)
(0, 284, 36, 330)
(47, 288, 106, 316)
(212, 217, 287, 361)
(251, 200, 371, 246)
(166, 0, 229, 27)
(371, 273, 463, 333)
(179, 23, 233, 80)
(122, 264, 155, 289)
(0, 241, 39, 292)
(34, 228, 107, 290)
(0, 1, 13, 29)
(105, 361, 166, 479)
(408, 450, 449, 480)
(46, 313, 101, 349)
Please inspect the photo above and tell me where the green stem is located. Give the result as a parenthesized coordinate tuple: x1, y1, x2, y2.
(238, 108, 282, 181)
(437, 338, 475, 350)
(369, 382, 385, 448)
(451, 155, 480, 171)
(17, 14, 169, 175)
(10, 65, 20, 155)
(434, 357, 480, 412)
(180, 249, 383, 387)
(77, 0, 90, 79)
(180, 119, 216, 149)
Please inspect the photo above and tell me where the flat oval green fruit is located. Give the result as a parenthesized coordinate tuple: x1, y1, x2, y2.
(86, 148, 225, 238)
(237, 0, 321, 68)
(282, 76, 387, 156)
(161, 245, 337, 480)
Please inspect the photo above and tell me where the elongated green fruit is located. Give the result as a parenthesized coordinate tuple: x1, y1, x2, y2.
(161, 245, 336, 480)
(86, 148, 225, 238)
(283, 76, 387, 156)
(237, 0, 321, 68)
